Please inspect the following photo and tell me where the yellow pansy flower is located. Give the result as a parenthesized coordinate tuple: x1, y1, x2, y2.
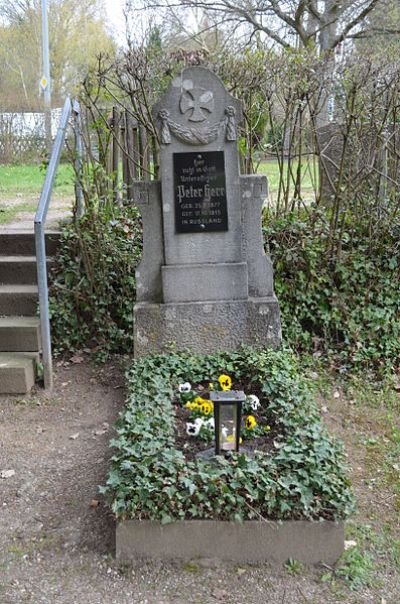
(245, 415, 257, 430)
(194, 396, 208, 405)
(200, 400, 213, 415)
(218, 374, 232, 391)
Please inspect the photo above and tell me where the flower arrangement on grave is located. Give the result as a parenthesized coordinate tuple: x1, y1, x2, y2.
(176, 374, 271, 451)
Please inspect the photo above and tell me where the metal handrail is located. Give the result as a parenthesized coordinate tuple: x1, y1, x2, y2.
(35, 97, 82, 389)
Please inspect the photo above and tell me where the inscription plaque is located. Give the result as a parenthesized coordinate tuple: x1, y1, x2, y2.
(173, 151, 228, 233)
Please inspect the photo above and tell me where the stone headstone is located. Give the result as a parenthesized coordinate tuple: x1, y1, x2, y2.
(133, 66, 281, 355)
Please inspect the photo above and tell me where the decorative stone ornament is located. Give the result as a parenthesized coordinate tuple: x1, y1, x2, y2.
(132, 66, 282, 356)
(179, 87, 215, 122)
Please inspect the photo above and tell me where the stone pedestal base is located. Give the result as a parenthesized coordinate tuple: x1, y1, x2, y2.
(134, 297, 281, 357)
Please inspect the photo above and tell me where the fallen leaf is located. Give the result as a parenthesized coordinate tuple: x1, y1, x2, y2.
(236, 567, 246, 577)
(70, 355, 84, 364)
(90, 499, 100, 508)
(344, 540, 357, 550)
(93, 429, 107, 436)
(1, 470, 16, 479)
(69, 433, 80, 440)
(333, 391, 340, 399)
(321, 405, 328, 413)
(212, 588, 229, 601)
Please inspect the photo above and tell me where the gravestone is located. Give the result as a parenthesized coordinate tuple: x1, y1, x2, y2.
(133, 66, 281, 355)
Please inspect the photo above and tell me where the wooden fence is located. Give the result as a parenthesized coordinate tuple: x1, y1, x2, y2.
(105, 108, 159, 203)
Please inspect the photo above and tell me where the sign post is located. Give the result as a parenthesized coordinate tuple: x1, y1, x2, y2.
(41, 0, 52, 152)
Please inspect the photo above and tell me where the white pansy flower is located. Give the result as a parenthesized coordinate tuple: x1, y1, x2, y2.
(178, 382, 192, 393)
(248, 394, 260, 411)
(186, 422, 201, 436)
(205, 417, 215, 431)
(194, 417, 204, 428)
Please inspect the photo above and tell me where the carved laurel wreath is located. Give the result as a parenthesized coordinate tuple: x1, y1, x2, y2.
(158, 106, 237, 146)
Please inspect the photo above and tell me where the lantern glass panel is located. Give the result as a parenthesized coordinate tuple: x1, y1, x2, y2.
(219, 403, 238, 452)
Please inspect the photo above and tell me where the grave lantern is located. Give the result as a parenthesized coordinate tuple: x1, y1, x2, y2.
(210, 390, 246, 455)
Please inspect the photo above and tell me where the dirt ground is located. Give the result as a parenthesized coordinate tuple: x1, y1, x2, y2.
(0, 357, 398, 603)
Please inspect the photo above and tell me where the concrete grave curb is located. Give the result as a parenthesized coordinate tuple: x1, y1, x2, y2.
(116, 519, 344, 565)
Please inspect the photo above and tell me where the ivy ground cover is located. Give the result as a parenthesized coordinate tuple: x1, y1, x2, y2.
(102, 348, 354, 524)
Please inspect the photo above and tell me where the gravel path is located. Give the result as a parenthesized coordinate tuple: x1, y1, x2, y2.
(0, 358, 397, 603)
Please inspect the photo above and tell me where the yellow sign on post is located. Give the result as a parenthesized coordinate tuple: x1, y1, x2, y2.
(40, 76, 48, 91)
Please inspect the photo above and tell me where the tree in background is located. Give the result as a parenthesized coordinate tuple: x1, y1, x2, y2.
(144, 0, 399, 53)
(0, 0, 116, 111)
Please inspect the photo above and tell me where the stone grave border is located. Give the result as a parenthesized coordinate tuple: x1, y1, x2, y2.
(116, 519, 344, 564)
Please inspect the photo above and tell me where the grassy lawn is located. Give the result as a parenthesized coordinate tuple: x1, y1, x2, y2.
(0, 201, 39, 225)
(311, 369, 400, 597)
(0, 163, 74, 225)
(0, 163, 74, 198)
(257, 157, 318, 202)
(0, 159, 318, 205)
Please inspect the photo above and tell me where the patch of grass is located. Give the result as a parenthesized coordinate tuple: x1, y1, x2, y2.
(8, 544, 25, 558)
(0, 201, 38, 224)
(284, 558, 305, 576)
(183, 561, 200, 573)
(344, 374, 400, 412)
(321, 524, 379, 591)
(336, 546, 376, 590)
(257, 158, 317, 202)
(0, 163, 74, 198)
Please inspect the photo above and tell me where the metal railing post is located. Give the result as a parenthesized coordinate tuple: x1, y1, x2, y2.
(73, 100, 83, 219)
(35, 97, 73, 390)
(34, 225, 53, 390)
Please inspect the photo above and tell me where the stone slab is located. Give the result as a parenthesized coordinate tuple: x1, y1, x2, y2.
(0, 352, 35, 394)
(0, 231, 60, 256)
(240, 175, 275, 297)
(0, 256, 41, 285)
(131, 181, 164, 303)
(154, 67, 244, 266)
(116, 519, 345, 565)
(161, 262, 248, 303)
(134, 297, 281, 356)
(0, 285, 38, 316)
(0, 316, 41, 351)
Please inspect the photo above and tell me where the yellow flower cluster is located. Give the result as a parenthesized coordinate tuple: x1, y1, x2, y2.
(185, 396, 214, 416)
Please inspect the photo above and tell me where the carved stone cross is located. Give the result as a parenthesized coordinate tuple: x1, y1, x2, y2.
(179, 87, 214, 122)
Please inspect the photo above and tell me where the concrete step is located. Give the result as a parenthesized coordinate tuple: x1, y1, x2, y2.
(0, 285, 38, 316)
(0, 231, 60, 256)
(0, 316, 41, 352)
(0, 256, 36, 285)
(0, 352, 36, 394)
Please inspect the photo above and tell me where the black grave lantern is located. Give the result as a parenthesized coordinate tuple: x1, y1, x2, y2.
(210, 390, 246, 455)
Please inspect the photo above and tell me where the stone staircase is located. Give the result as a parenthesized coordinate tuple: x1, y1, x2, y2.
(0, 230, 58, 394)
